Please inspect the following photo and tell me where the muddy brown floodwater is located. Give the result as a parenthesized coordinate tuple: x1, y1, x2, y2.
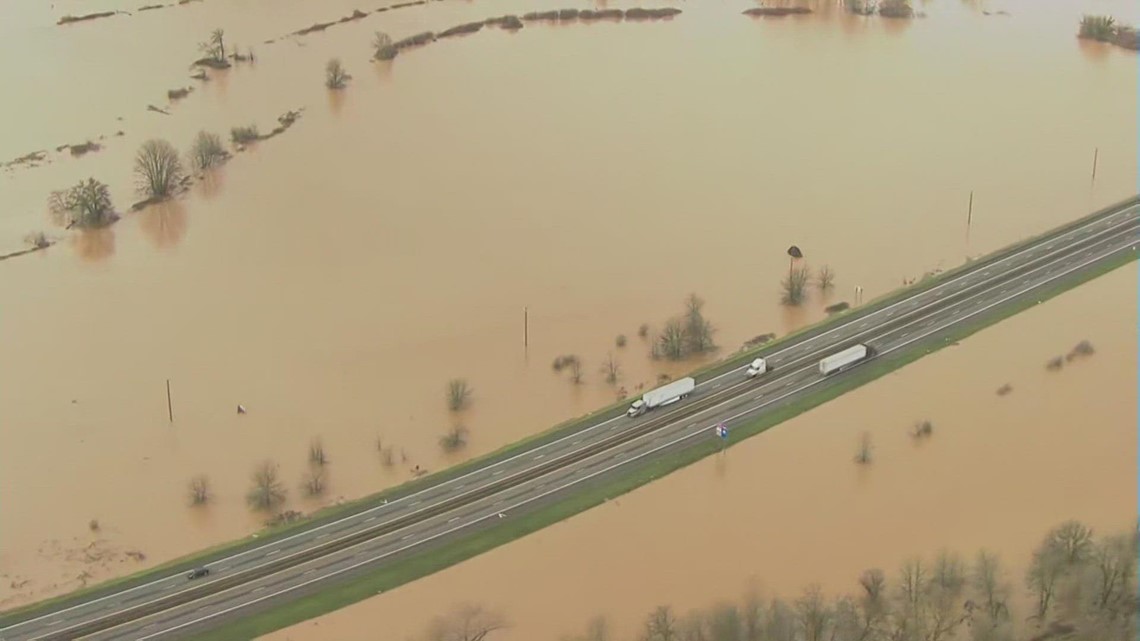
(0, 0, 1135, 610)
(262, 261, 1137, 641)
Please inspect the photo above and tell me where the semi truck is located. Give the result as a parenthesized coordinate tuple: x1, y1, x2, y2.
(818, 344, 869, 376)
(745, 357, 768, 378)
(626, 377, 696, 417)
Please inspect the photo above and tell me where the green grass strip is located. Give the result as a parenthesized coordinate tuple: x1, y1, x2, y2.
(183, 244, 1138, 641)
(2, 196, 1135, 626)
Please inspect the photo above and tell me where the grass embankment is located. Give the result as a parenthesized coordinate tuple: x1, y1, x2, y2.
(1, 195, 1134, 627)
(186, 246, 1138, 640)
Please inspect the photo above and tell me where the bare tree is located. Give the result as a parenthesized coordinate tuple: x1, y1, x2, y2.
(135, 139, 185, 199)
(601, 352, 621, 385)
(48, 178, 116, 228)
(816, 265, 836, 291)
(198, 28, 226, 63)
(658, 318, 687, 360)
(1026, 544, 1065, 622)
(246, 460, 286, 511)
(795, 585, 832, 641)
(1046, 521, 1095, 565)
(373, 31, 398, 60)
(706, 603, 742, 641)
(427, 604, 507, 641)
(325, 58, 351, 89)
(973, 550, 1011, 622)
(189, 131, 227, 171)
(642, 606, 679, 641)
(188, 475, 211, 505)
(439, 425, 469, 452)
(928, 550, 968, 641)
(781, 266, 812, 306)
(448, 379, 472, 411)
(638, 323, 650, 339)
(683, 294, 716, 354)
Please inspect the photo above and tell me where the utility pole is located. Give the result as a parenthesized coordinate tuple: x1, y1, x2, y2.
(166, 379, 173, 423)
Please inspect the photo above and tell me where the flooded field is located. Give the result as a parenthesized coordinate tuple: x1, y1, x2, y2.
(0, 0, 1136, 609)
(262, 260, 1137, 641)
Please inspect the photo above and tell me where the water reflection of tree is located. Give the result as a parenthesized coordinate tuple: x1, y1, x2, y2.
(72, 227, 115, 262)
(139, 200, 188, 249)
(327, 86, 347, 118)
(195, 168, 226, 201)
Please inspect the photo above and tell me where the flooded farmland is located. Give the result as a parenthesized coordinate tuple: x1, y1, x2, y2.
(0, 0, 1136, 609)
(262, 259, 1137, 641)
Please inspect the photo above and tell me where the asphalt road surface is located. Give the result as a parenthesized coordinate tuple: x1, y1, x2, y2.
(4, 199, 1137, 641)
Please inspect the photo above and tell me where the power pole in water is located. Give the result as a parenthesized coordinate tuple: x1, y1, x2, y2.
(166, 379, 173, 423)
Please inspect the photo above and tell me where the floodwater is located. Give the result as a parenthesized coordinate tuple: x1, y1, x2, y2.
(262, 260, 1138, 641)
(0, 0, 1136, 608)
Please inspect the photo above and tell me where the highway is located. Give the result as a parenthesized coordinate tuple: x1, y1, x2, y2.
(3, 197, 1137, 641)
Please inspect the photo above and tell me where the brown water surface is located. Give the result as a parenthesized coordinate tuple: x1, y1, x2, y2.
(0, 0, 1136, 608)
(262, 262, 1138, 641)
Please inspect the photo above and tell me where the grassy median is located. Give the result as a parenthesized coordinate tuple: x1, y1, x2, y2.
(1, 198, 1135, 629)
(183, 243, 1139, 640)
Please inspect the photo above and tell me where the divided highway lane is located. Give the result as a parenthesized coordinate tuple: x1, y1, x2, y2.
(87, 214, 1140, 641)
(3, 199, 1136, 641)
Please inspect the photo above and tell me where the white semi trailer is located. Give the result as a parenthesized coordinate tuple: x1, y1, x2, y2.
(818, 344, 869, 376)
(627, 377, 696, 418)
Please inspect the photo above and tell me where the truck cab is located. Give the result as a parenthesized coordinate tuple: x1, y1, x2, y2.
(746, 357, 767, 378)
(626, 399, 646, 417)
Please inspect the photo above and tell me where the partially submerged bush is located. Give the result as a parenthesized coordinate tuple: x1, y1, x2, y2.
(552, 354, 580, 372)
(616, 334, 627, 348)
(1079, 14, 1116, 41)
(447, 379, 472, 411)
(439, 425, 469, 452)
(188, 475, 211, 505)
(301, 468, 326, 496)
(878, 0, 914, 18)
(816, 265, 836, 291)
(638, 323, 650, 339)
(781, 266, 811, 306)
(912, 420, 933, 439)
(996, 383, 1013, 396)
(373, 31, 398, 60)
(1067, 340, 1095, 360)
(230, 125, 260, 145)
(1045, 355, 1064, 371)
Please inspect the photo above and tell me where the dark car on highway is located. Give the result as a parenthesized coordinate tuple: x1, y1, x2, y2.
(186, 567, 210, 580)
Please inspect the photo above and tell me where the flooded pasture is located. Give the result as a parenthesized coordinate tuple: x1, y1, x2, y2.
(0, 0, 1136, 608)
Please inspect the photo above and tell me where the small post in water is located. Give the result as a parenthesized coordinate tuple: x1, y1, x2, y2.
(166, 379, 173, 423)
(1091, 147, 1099, 186)
(524, 306, 529, 349)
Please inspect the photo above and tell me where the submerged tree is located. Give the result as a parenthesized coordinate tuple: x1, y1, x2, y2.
(373, 31, 398, 60)
(246, 460, 286, 511)
(135, 139, 185, 199)
(188, 130, 227, 171)
(426, 603, 507, 641)
(48, 178, 116, 228)
(447, 379, 472, 411)
(781, 266, 812, 306)
(325, 58, 351, 89)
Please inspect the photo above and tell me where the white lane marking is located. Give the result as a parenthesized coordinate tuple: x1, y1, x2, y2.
(534, 454, 545, 460)
(266, 549, 280, 558)
(364, 517, 376, 523)
(303, 569, 316, 576)
(492, 469, 504, 476)
(128, 238, 1138, 641)
(22, 210, 1140, 639)
(447, 517, 460, 524)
